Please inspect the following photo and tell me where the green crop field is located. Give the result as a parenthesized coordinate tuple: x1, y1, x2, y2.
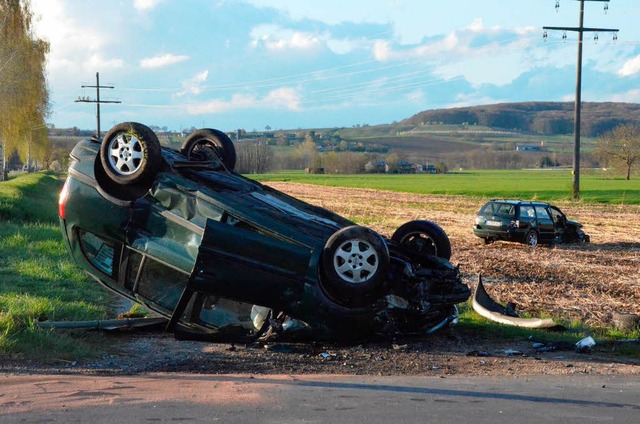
(249, 169, 640, 204)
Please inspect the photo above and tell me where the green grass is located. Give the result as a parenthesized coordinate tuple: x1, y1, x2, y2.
(457, 305, 640, 358)
(0, 171, 64, 222)
(250, 169, 640, 204)
(0, 172, 115, 361)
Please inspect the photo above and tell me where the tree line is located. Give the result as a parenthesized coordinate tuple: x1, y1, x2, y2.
(0, 0, 49, 180)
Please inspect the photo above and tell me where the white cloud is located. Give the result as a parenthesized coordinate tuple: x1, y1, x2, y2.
(177, 71, 209, 96)
(373, 41, 392, 61)
(186, 88, 301, 114)
(405, 89, 424, 103)
(31, 0, 126, 79)
(264, 88, 301, 110)
(86, 53, 124, 70)
(610, 89, 640, 103)
(134, 0, 161, 11)
(140, 54, 190, 69)
(618, 56, 640, 77)
(250, 25, 322, 51)
(370, 22, 541, 86)
(466, 18, 484, 32)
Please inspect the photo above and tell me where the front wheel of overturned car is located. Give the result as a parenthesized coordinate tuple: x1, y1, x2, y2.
(321, 226, 390, 308)
(181, 128, 237, 171)
(100, 122, 162, 186)
(525, 230, 538, 248)
(391, 220, 452, 260)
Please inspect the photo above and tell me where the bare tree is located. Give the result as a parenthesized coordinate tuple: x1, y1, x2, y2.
(595, 124, 640, 180)
(235, 142, 274, 174)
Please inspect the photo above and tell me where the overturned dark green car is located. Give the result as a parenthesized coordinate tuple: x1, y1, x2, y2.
(59, 122, 470, 342)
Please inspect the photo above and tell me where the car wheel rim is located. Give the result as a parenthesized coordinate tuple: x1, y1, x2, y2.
(333, 238, 378, 284)
(401, 232, 437, 255)
(107, 132, 144, 175)
(528, 233, 538, 247)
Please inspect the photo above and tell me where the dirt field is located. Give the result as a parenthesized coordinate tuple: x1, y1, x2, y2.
(266, 182, 640, 328)
(2, 183, 639, 377)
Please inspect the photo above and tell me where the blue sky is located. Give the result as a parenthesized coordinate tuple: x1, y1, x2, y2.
(31, 0, 640, 132)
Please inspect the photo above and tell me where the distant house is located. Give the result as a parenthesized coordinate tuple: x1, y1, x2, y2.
(424, 164, 437, 174)
(397, 161, 415, 174)
(515, 145, 541, 152)
(364, 160, 387, 173)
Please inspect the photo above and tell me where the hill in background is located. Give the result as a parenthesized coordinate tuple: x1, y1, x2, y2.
(45, 101, 639, 171)
(401, 102, 640, 137)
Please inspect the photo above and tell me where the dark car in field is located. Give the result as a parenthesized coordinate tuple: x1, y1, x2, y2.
(58, 122, 470, 342)
(473, 199, 590, 247)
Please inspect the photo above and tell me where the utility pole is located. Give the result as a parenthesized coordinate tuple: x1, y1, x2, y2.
(543, 0, 618, 200)
(75, 72, 121, 139)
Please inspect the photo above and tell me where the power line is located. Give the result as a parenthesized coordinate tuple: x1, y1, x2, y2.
(75, 72, 121, 138)
(543, 0, 619, 200)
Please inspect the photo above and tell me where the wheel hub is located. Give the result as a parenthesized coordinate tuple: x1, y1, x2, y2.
(333, 239, 378, 284)
(108, 133, 144, 175)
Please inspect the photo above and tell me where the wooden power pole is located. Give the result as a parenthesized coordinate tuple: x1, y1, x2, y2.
(542, 0, 618, 200)
(543, 0, 618, 200)
(75, 72, 121, 139)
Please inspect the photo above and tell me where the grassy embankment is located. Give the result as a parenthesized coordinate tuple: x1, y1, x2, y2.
(250, 169, 640, 204)
(0, 172, 115, 361)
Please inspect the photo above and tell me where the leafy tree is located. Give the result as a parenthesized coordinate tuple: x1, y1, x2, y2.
(0, 0, 49, 179)
(435, 162, 449, 174)
(595, 124, 640, 180)
(295, 138, 318, 169)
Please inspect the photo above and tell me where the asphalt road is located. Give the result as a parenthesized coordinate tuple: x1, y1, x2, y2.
(2, 373, 639, 422)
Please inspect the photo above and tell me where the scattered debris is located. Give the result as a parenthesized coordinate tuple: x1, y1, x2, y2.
(320, 352, 336, 360)
(264, 344, 293, 353)
(575, 336, 596, 353)
(467, 351, 491, 357)
(472, 276, 559, 329)
(36, 317, 168, 331)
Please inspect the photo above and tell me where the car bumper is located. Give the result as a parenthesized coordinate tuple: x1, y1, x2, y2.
(473, 226, 526, 242)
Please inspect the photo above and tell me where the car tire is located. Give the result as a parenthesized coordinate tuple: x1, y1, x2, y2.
(525, 230, 538, 248)
(181, 128, 237, 171)
(391, 220, 452, 260)
(321, 226, 390, 308)
(100, 122, 162, 186)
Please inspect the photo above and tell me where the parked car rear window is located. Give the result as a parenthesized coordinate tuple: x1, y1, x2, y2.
(480, 202, 515, 218)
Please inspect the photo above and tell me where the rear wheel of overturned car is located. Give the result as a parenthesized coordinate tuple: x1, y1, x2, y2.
(525, 230, 538, 247)
(321, 226, 390, 308)
(391, 220, 452, 260)
(181, 128, 237, 171)
(100, 122, 162, 185)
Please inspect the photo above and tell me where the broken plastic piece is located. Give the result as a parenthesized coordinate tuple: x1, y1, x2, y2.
(575, 336, 596, 353)
(472, 276, 558, 329)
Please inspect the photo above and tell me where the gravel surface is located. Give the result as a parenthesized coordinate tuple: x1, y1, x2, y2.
(2, 328, 639, 377)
